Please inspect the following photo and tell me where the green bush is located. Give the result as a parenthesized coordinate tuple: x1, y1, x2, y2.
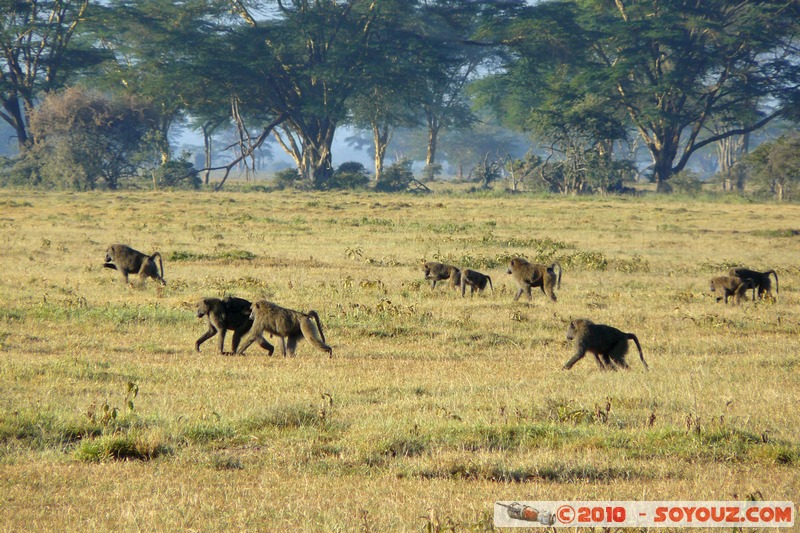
(154, 158, 200, 189)
(326, 161, 370, 190)
(669, 170, 703, 196)
(376, 159, 414, 192)
(273, 167, 304, 190)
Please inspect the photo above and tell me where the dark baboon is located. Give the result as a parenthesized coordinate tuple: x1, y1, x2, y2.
(238, 300, 332, 357)
(728, 267, 778, 300)
(709, 276, 756, 305)
(507, 257, 562, 302)
(460, 268, 493, 297)
(422, 261, 461, 290)
(195, 297, 274, 355)
(103, 244, 165, 286)
(563, 318, 648, 371)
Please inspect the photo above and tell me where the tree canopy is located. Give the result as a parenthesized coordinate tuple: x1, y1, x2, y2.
(477, 0, 800, 189)
(2, 0, 800, 192)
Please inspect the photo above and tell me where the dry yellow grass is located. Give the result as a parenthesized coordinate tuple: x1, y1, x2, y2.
(0, 188, 798, 531)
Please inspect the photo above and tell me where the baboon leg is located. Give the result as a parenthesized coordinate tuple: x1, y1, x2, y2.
(279, 336, 289, 357)
(544, 285, 557, 302)
(430, 280, 437, 289)
(237, 333, 267, 355)
(592, 353, 608, 370)
(217, 329, 228, 354)
(607, 340, 629, 370)
(514, 286, 532, 301)
(562, 350, 587, 370)
(195, 327, 218, 352)
(236, 332, 274, 356)
(230, 323, 253, 355)
(258, 338, 275, 356)
(285, 335, 300, 357)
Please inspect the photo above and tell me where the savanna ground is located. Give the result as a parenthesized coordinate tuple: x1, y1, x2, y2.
(0, 185, 798, 532)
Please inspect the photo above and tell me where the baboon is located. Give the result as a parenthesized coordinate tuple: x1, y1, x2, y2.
(460, 268, 493, 297)
(195, 297, 274, 355)
(103, 244, 165, 286)
(563, 318, 648, 371)
(728, 267, 778, 300)
(507, 257, 562, 302)
(238, 300, 332, 358)
(422, 261, 461, 290)
(709, 276, 756, 305)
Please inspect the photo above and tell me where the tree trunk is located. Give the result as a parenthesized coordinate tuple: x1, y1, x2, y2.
(651, 134, 680, 193)
(425, 110, 440, 166)
(274, 118, 336, 188)
(372, 123, 390, 183)
(2, 97, 30, 151)
(202, 125, 212, 186)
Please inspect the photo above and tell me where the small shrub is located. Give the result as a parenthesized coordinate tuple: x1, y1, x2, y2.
(273, 167, 303, 190)
(327, 161, 370, 190)
(75, 433, 172, 462)
(669, 170, 703, 196)
(376, 159, 414, 192)
(153, 158, 200, 189)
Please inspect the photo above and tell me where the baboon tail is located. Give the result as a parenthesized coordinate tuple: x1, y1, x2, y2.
(151, 251, 165, 285)
(551, 262, 562, 289)
(628, 333, 648, 370)
(769, 270, 778, 294)
(303, 311, 333, 357)
(307, 310, 327, 344)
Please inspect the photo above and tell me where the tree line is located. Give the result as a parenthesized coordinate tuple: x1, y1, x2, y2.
(1, 0, 799, 197)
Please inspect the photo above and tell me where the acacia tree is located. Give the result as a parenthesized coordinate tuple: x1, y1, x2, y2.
(0, 0, 97, 150)
(26, 87, 157, 189)
(484, 0, 800, 191)
(415, 0, 491, 169)
(91, 0, 228, 165)
(746, 134, 800, 202)
(472, 3, 628, 194)
(227, 0, 406, 187)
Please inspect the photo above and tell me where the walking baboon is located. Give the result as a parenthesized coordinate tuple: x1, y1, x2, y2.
(507, 257, 561, 302)
(460, 268, 493, 297)
(563, 318, 648, 371)
(104, 244, 166, 286)
(195, 297, 274, 355)
(709, 276, 756, 305)
(728, 267, 778, 300)
(422, 261, 461, 290)
(238, 300, 332, 357)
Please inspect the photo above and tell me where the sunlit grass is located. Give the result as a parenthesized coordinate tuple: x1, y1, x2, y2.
(0, 186, 798, 530)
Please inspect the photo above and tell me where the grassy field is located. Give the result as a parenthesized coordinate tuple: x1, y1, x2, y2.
(0, 187, 798, 531)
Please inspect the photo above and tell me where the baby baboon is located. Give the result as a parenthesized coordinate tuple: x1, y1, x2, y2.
(507, 257, 562, 302)
(422, 261, 461, 290)
(709, 276, 756, 305)
(104, 244, 166, 286)
(195, 296, 274, 355)
(238, 300, 332, 358)
(563, 318, 648, 371)
(460, 268, 493, 297)
(728, 267, 778, 300)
